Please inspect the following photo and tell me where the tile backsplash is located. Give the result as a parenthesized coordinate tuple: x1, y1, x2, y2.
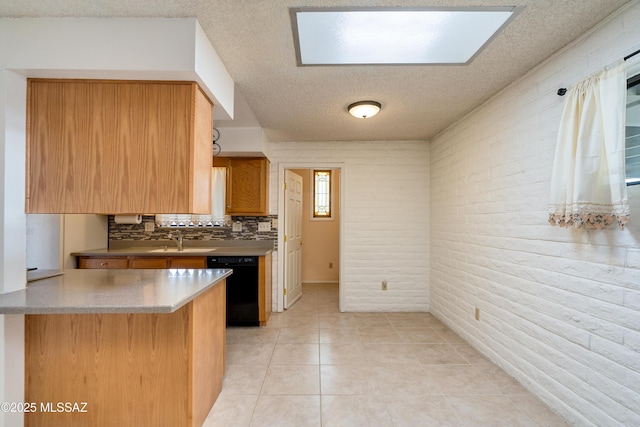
(109, 215, 278, 244)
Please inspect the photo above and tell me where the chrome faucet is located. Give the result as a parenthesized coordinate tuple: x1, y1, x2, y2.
(168, 230, 183, 251)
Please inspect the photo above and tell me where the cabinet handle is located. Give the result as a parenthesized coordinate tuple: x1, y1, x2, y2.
(100, 262, 106, 266)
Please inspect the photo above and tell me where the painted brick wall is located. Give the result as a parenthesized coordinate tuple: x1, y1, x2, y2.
(268, 141, 430, 311)
(429, 3, 640, 426)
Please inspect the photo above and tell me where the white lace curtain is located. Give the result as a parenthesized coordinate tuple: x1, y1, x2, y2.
(549, 61, 629, 229)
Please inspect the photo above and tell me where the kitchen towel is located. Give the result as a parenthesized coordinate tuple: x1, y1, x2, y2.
(114, 215, 142, 224)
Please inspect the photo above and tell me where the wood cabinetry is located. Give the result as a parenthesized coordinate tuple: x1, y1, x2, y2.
(169, 257, 207, 269)
(78, 257, 129, 269)
(78, 256, 206, 269)
(26, 79, 213, 214)
(215, 157, 269, 216)
(25, 280, 225, 427)
(129, 257, 168, 269)
(259, 253, 272, 326)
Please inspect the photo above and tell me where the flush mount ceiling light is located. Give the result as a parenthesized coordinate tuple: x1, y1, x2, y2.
(290, 7, 521, 65)
(348, 101, 381, 119)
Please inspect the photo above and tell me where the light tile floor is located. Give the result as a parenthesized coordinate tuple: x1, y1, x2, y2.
(204, 283, 568, 427)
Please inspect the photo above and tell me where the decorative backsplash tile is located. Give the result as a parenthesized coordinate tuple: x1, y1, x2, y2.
(109, 215, 278, 247)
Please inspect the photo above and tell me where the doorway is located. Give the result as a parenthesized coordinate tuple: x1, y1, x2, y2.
(278, 164, 344, 312)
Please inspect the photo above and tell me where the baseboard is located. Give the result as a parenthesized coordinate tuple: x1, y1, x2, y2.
(302, 281, 339, 284)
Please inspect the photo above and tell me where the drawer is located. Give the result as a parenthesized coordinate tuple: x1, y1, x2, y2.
(130, 258, 168, 269)
(78, 257, 128, 269)
(77, 256, 206, 270)
(169, 257, 206, 269)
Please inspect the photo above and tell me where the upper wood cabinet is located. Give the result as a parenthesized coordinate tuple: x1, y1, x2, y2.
(26, 79, 213, 214)
(215, 157, 269, 216)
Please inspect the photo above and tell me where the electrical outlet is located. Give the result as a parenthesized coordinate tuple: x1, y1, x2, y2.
(382, 280, 387, 291)
(475, 307, 480, 321)
(329, 262, 333, 269)
(258, 221, 271, 232)
(272, 218, 278, 229)
(232, 221, 242, 232)
(144, 222, 154, 232)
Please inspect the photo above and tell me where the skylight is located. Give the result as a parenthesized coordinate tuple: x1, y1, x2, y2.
(290, 7, 520, 66)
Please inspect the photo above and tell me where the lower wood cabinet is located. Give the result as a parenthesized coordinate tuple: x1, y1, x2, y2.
(78, 256, 206, 269)
(78, 257, 129, 269)
(25, 280, 225, 426)
(170, 257, 207, 269)
(129, 257, 168, 269)
(259, 253, 272, 326)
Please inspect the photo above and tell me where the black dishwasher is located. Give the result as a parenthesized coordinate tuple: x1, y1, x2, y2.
(207, 256, 260, 326)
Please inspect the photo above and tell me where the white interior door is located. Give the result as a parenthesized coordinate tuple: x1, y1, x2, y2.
(284, 170, 303, 308)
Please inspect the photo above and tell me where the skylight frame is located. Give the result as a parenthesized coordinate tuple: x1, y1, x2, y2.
(290, 6, 523, 67)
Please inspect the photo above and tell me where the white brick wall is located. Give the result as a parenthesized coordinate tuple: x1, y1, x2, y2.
(268, 141, 430, 311)
(429, 2, 640, 425)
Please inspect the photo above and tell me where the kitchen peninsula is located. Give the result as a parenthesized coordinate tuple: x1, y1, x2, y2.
(73, 240, 274, 326)
(0, 268, 231, 426)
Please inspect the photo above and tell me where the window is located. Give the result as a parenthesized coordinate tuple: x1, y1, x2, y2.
(626, 72, 640, 185)
(313, 170, 332, 218)
(290, 7, 520, 65)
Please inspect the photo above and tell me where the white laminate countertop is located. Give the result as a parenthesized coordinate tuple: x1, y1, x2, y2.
(0, 268, 232, 315)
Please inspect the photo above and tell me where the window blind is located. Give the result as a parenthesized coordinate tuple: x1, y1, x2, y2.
(627, 74, 640, 185)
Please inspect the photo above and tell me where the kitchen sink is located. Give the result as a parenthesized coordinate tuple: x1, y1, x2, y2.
(147, 248, 216, 253)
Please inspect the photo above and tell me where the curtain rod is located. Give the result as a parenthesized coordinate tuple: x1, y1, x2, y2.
(557, 48, 640, 96)
(624, 47, 640, 61)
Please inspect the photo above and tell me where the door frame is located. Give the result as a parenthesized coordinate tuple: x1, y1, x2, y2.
(277, 162, 345, 312)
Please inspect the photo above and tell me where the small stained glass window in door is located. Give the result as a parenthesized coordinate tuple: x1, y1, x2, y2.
(313, 170, 331, 218)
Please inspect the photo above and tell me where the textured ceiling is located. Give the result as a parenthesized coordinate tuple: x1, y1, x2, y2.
(0, 0, 630, 142)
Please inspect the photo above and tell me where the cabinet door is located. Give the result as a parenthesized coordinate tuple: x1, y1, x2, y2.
(258, 253, 272, 326)
(26, 79, 212, 214)
(130, 257, 168, 269)
(78, 257, 129, 269)
(226, 158, 269, 216)
(169, 257, 207, 269)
